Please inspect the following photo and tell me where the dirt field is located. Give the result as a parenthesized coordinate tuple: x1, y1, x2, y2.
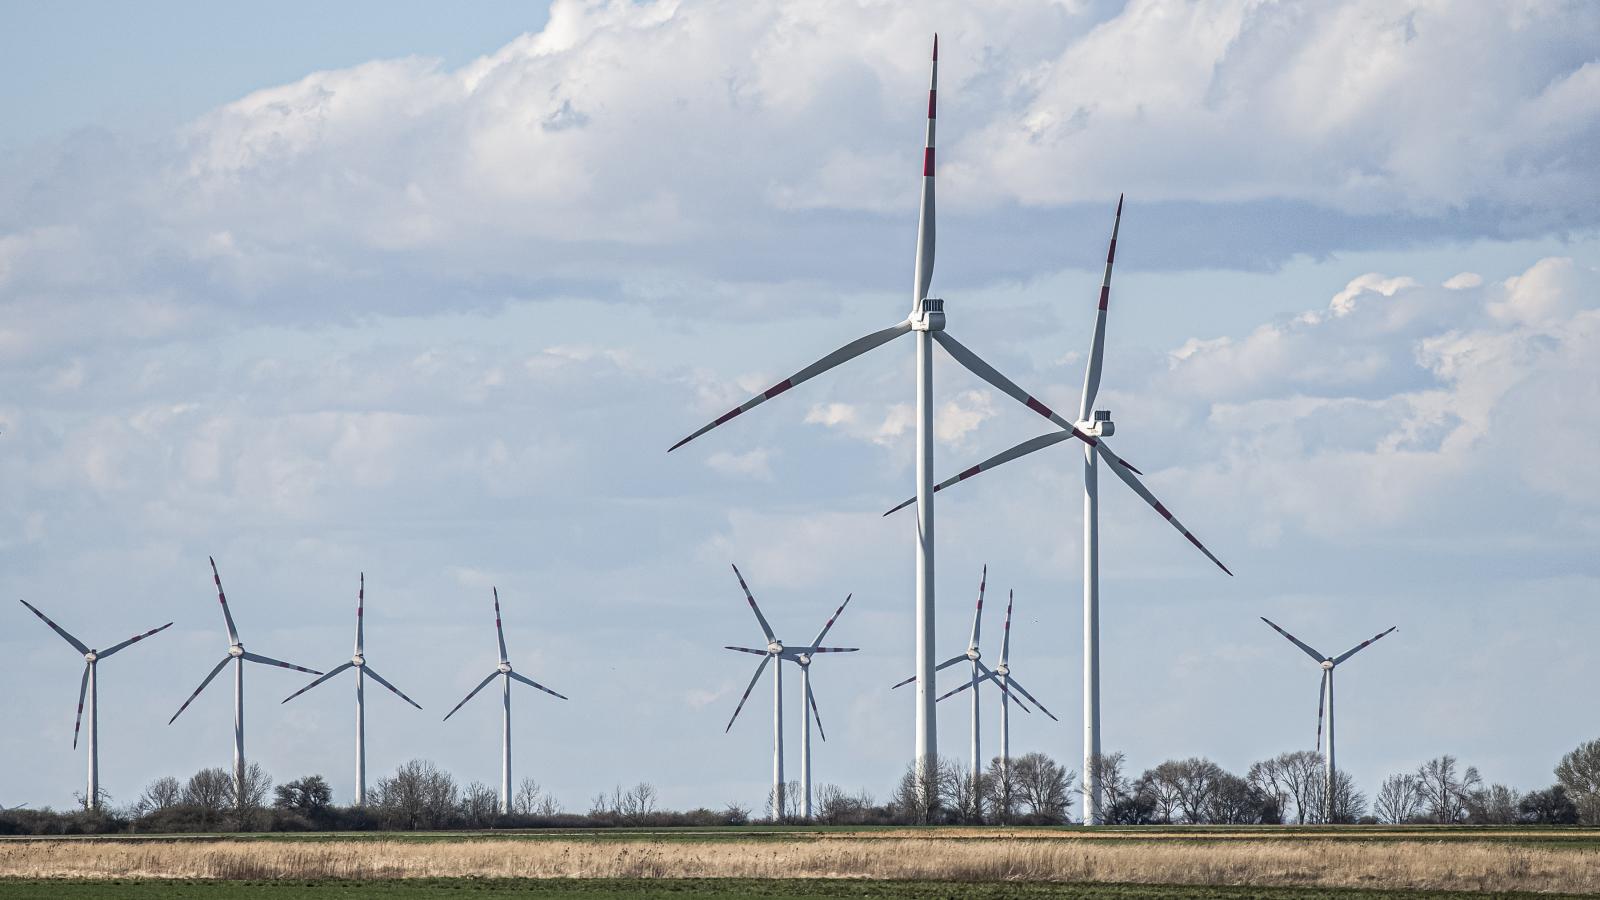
(4, 829, 1600, 894)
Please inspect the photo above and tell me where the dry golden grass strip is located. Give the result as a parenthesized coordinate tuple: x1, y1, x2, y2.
(2, 837, 1598, 894)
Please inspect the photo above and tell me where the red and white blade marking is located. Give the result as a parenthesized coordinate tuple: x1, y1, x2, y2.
(208, 557, 241, 647)
(725, 654, 773, 733)
(1332, 625, 1398, 665)
(1260, 617, 1326, 664)
(442, 671, 498, 722)
(669, 322, 912, 453)
(19, 598, 89, 655)
(807, 593, 852, 649)
(1078, 194, 1123, 421)
(97, 621, 173, 660)
(730, 563, 777, 644)
(1095, 438, 1232, 576)
(169, 656, 232, 725)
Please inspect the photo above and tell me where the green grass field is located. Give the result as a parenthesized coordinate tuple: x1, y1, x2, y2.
(2, 880, 1595, 900)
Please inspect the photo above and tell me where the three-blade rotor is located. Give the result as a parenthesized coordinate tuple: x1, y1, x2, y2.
(283, 573, 422, 710)
(1261, 617, 1397, 751)
(721, 565, 857, 739)
(442, 587, 567, 722)
(18, 599, 173, 748)
(169, 559, 321, 725)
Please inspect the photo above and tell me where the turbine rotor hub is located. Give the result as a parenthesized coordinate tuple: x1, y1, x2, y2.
(84, 651, 98, 663)
(768, 641, 783, 654)
(497, 661, 512, 674)
(1321, 660, 1334, 670)
(351, 655, 365, 667)
(966, 648, 980, 661)
(228, 644, 244, 658)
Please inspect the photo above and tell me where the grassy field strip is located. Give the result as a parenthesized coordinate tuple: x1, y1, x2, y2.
(3, 837, 1599, 894)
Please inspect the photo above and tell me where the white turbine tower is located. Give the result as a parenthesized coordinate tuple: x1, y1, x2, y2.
(169, 558, 322, 805)
(1261, 617, 1396, 822)
(669, 36, 1086, 795)
(443, 588, 568, 815)
(282, 573, 423, 806)
(18, 599, 172, 809)
(891, 572, 1057, 785)
(721, 564, 857, 820)
(884, 198, 1233, 824)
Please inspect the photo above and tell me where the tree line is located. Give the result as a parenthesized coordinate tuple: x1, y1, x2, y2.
(4, 738, 1599, 834)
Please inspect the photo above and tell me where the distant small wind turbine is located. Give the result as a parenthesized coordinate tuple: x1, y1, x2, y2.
(1261, 616, 1396, 822)
(19, 599, 171, 809)
(892, 570, 1056, 786)
(721, 564, 857, 820)
(443, 588, 568, 815)
(169, 558, 322, 806)
(282, 573, 423, 806)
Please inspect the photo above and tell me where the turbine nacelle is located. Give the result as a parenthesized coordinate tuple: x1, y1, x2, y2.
(496, 661, 512, 675)
(351, 654, 365, 668)
(83, 650, 98, 663)
(965, 647, 981, 661)
(228, 643, 244, 658)
(911, 298, 945, 332)
(767, 640, 784, 655)
(994, 663, 1010, 676)
(1321, 659, 1335, 670)
(1077, 410, 1114, 438)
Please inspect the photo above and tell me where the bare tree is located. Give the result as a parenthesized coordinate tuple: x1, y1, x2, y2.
(372, 759, 458, 830)
(1164, 758, 1227, 824)
(816, 784, 875, 826)
(1415, 755, 1480, 824)
(1247, 752, 1323, 824)
(984, 756, 1021, 824)
(134, 777, 182, 816)
(1374, 773, 1424, 824)
(619, 782, 658, 824)
(181, 767, 232, 826)
(892, 755, 955, 824)
(947, 770, 989, 824)
(459, 781, 498, 827)
(1138, 765, 1182, 824)
(273, 775, 332, 816)
(1555, 738, 1600, 825)
(1013, 753, 1074, 824)
(1205, 772, 1269, 824)
(1467, 783, 1522, 825)
(514, 778, 562, 817)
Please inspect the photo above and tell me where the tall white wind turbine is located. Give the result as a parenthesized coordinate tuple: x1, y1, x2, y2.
(669, 36, 1089, 793)
(443, 588, 568, 815)
(884, 198, 1233, 823)
(1261, 617, 1396, 822)
(169, 558, 322, 805)
(721, 564, 857, 820)
(282, 573, 423, 806)
(18, 599, 171, 809)
(891, 572, 1057, 785)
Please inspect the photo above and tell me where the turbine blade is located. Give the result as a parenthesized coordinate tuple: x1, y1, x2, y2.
(806, 679, 827, 743)
(969, 565, 986, 651)
(169, 656, 232, 725)
(442, 671, 499, 722)
(509, 670, 568, 700)
(1000, 589, 1015, 667)
(97, 621, 174, 659)
(362, 665, 424, 710)
(807, 593, 852, 649)
(996, 675, 1033, 714)
(18, 599, 89, 655)
(1332, 626, 1398, 665)
(913, 34, 938, 308)
(1261, 617, 1327, 664)
(71, 663, 89, 749)
(730, 563, 777, 644)
(999, 670, 1059, 722)
(724, 646, 769, 657)
(1316, 669, 1327, 754)
(725, 654, 772, 733)
(668, 322, 913, 452)
(355, 572, 365, 657)
(281, 662, 353, 704)
(890, 653, 969, 690)
(492, 587, 509, 664)
(209, 557, 241, 646)
(935, 678, 977, 703)
(241, 651, 320, 675)
(1094, 438, 1232, 576)
(931, 331, 1095, 439)
(1078, 194, 1123, 420)
(807, 647, 858, 654)
(883, 431, 1075, 516)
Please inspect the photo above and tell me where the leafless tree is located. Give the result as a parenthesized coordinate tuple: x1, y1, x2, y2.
(1374, 773, 1424, 824)
(181, 767, 232, 823)
(1013, 753, 1074, 823)
(1556, 738, 1600, 825)
(892, 755, 955, 824)
(513, 778, 562, 817)
(1138, 765, 1183, 824)
(372, 759, 458, 830)
(1205, 772, 1269, 824)
(619, 782, 658, 824)
(984, 757, 1022, 824)
(815, 784, 875, 825)
(947, 770, 989, 824)
(1247, 751, 1323, 824)
(1162, 758, 1227, 824)
(1415, 755, 1480, 824)
(135, 776, 183, 816)
(459, 781, 499, 827)
(1467, 783, 1523, 825)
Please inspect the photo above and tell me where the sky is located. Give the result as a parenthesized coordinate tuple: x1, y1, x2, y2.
(2, 0, 1598, 817)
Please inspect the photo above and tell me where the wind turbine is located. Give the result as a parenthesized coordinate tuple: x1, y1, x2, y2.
(442, 588, 568, 815)
(669, 36, 1090, 794)
(1261, 617, 1396, 823)
(169, 558, 322, 806)
(18, 599, 171, 809)
(884, 198, 1232, 823)
(891, 571, 1057, 786)
(722, 564, 856, 820)
(282, 573, 423, 806)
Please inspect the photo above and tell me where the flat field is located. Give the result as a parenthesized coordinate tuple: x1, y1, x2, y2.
(4, 827, 1600, 897)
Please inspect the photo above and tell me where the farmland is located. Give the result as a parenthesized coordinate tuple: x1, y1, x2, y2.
(4, 827, 1600, 896)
